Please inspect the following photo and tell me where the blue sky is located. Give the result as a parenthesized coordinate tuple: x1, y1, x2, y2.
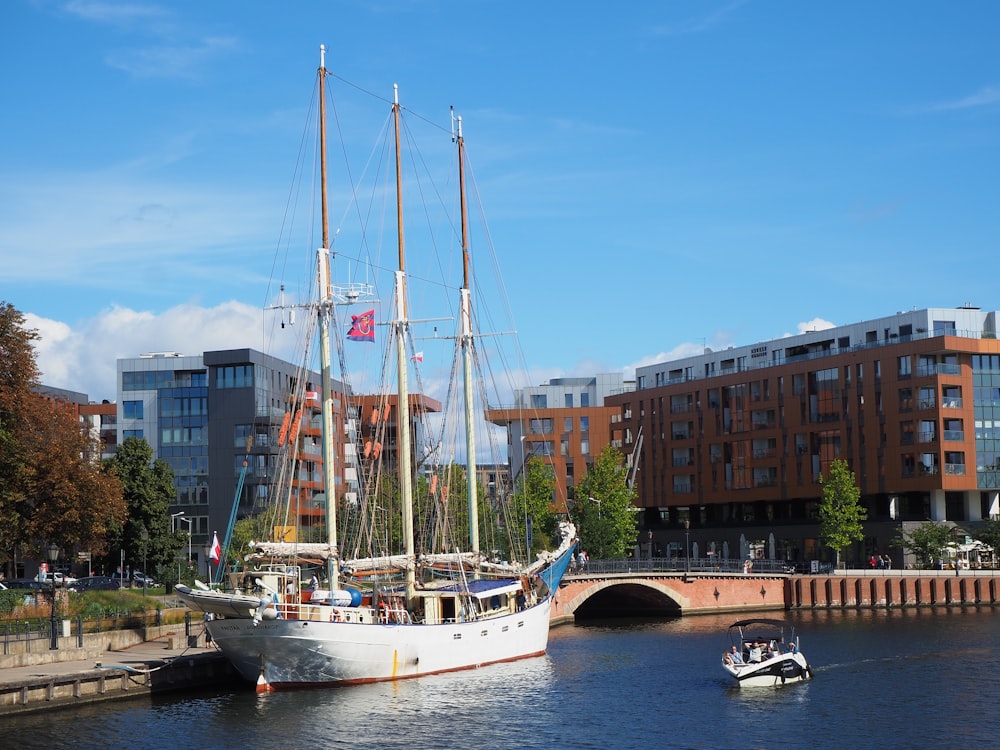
(4, 0, 1000, 401)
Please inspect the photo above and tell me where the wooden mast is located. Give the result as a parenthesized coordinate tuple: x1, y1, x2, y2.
(455, 112, 480, 561)
(392, 85, 417, 605)
(317, 44, 340, 587)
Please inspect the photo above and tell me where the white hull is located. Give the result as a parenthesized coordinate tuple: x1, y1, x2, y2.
(206, 597, 553, 687)
(723, 652, 812, 687)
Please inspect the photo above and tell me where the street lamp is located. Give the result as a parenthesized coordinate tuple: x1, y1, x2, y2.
(589, 496, 601, 519)
(684, 520, 690, 574)
(47, 542, 59, 650)
(140, 527, 149, 597)
(171, 512, 193, 563)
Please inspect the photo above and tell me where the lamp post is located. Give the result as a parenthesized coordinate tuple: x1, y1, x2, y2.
(683, 520, 690, 574)
(172, 512, 193, 565)
(141, 527, 149, 597)
(47, 543, 59, 650)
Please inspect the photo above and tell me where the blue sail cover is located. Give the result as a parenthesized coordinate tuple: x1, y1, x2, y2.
(536, 543, 577, 598)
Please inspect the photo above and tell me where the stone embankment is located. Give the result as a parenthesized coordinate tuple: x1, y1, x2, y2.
(788, 571, 1000, 608)
(0, 623, 238, 716)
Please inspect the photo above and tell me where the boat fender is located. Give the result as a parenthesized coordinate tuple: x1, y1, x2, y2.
(346, 587, 363, 607)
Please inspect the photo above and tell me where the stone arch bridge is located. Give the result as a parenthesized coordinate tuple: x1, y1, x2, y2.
(549, 565, 1000, 623)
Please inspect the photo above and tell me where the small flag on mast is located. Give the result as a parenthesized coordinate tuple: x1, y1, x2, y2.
(347, 310, 375, 342)
(209, 532, 221, 562)
(411, 351, 424, 362)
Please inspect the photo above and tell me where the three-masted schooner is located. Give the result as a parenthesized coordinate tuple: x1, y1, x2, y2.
(177, 46, 577, 692)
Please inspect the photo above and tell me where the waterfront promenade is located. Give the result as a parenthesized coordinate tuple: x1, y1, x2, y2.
(0, 627, 235, 716)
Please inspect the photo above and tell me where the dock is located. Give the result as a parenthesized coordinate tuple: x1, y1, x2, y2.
(0, 633, 240, 716)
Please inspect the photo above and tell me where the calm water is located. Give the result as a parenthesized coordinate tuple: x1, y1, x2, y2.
(8, 608, 999, 749)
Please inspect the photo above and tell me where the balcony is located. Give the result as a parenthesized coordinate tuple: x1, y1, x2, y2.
(916, 363, 961, 376)
(943, 430, 965, 441)
(918, 431, 937, 443)
(942, 398, 963, 409)
(944, 463, 966, 475)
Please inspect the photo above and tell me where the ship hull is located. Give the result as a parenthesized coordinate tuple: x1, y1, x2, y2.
(207, 597, 554, 688)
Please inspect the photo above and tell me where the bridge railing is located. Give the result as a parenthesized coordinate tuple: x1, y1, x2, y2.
(569, 557, 791, 576)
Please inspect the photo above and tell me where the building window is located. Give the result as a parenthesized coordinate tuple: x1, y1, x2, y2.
(581, 393, 590, 407)
(531, 394, 547, 409)
(123, 429, 144, 440)
(529, 418, 553, 435)
(216, 364, 254, 389)
(933, 319, 957, 336)
(564, 393, 573, 408)
(235, 424, 253, 448)
(123, 400, 143, 419)
(580, 416, 589, 433)
(898, 355, 911, 377)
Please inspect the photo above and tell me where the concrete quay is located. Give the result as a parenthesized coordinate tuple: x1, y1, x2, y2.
(0, 633, 240, 717)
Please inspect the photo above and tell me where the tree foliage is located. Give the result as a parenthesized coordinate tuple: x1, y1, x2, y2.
(896, 521, 955, 568)
(0, 301, 126, 571)
(104, 437, 182, 580)
(818, 458, 866, 564)
(570, 445, 638, 558)
(510, 456, 559, 559)
(972, 517, 1000, 559)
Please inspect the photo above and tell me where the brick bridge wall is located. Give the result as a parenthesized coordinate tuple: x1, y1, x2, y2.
(550, 572, 1000, 624)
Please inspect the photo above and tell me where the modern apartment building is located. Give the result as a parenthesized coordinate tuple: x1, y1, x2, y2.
(37, 385, 118, 460)
(487, 374, 632, 513)
(116, 349, 354, 574)
(606, 307, 1000, 567)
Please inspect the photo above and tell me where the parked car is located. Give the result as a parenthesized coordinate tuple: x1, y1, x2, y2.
(132, 571, 157, 588)
(36, 572, 78, 587)
(6, 578, 45, 591)
(69, 576, 122, 593)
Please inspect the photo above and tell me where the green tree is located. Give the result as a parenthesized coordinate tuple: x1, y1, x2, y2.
(105, 437, 183, 581)
(818, 459, 866, 566)
(972, 517, 1000, 562)
(896, 521, 955, 568)
(511, 457, 558, 559)
(571, 446, 638, 558)
(0, 301, 125, 572)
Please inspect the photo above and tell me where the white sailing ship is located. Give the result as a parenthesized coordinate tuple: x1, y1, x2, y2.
(177, 46, 577, 692)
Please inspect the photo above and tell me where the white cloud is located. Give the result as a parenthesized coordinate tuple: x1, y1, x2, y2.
(786, 318, 836, 337)
(27, 301, 263, 400)
(922, 85, 1000, 113)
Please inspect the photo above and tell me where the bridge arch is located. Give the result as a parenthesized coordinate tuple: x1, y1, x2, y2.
(559, 577, 687, 619)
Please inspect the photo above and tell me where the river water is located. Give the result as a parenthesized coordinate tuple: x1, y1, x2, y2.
(9, 607, 998, 749)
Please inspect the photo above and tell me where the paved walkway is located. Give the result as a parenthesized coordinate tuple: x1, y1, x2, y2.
(0, 638, 221, 688)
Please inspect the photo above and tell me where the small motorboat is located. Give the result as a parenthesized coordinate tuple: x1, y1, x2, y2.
(721, 618, 813, 687)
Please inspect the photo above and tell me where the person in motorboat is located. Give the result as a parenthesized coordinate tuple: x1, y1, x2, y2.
(723, 645, 744, 666)
(748, 641, 763, 663)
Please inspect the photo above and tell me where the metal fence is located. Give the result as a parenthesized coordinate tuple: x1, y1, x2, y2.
(0, 610, 193, 656)
(569, 557, 795, 576)
(569, 558, 1000, 577)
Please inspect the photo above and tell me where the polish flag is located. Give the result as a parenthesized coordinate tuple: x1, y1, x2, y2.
(209, 532, 221, 562)
(411, 351, 424, 362)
